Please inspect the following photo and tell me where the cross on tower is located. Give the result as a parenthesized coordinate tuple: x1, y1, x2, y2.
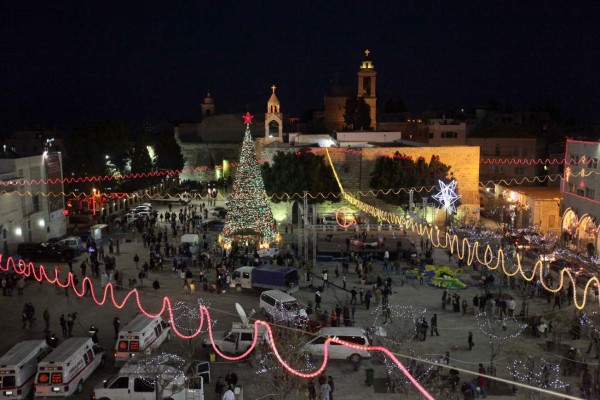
(364, 49, 370, 57)
(271, 85, 276, 93)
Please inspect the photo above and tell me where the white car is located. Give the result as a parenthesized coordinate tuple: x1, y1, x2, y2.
(114, 213, 140, 224)
(135, 211, 152, 219)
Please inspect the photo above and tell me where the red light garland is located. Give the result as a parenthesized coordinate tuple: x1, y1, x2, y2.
(0, 256, 433, 399)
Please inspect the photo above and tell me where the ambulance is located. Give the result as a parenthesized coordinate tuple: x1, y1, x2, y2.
(0, 340, 51, 399)
(114, 315, 171, 363)
(34, 337, 105, 397)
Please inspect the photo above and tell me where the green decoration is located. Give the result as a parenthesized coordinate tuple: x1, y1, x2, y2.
(221, 113, 278, 247)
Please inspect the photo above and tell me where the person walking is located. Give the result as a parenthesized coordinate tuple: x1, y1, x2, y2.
(59, 314, 67, 338)
(152, 279, 160, 294)
(133, 254, 140, 270)
(113, 316, 121, 339)
(307, 379, 317, 400)
(66, 314, 74, 337)
(477, 363, 488, 398)
(43, 308, 50, 332)
(442, 288, 448, 310)
(138, 270, 146, 288)
(431, 314, 440, 336)
(315, 290, 322, 311)
(350, 287, 358, 304)
(468, 331, 474, 351)
(327, 376, 335, 400)
(320, 380, 332, 400)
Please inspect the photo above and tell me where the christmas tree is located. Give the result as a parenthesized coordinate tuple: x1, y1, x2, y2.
(221, 112, 278, 246)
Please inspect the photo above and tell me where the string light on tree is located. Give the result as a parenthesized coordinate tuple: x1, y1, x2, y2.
(220, 113, 279, 248)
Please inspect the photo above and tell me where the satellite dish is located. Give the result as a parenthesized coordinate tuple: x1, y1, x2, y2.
(235, 303, 249, 327)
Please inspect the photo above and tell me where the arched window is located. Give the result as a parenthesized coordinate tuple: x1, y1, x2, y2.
(268, 121, 279, 137)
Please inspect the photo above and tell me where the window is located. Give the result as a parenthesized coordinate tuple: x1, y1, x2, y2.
(224, 333, 237, 343)
(51, 373, 62, 384)
(515, 167, 524, 175)
(522, 148, 528, 157)
(494, 144, 500, 156)
(1, 376, 15, 388)
(585, 188, 595, 199)
(133, 378, 155, 392)
(340, 336, 367, 345)
(569, 183, 576, 193)
(428, 132, 434, 139)
(109, 377, 129, 389)
(309, 336, 327, 345)
(241, 333, 253, 341)
(441, 131, 458, 139)
(577, 189, 585, 196)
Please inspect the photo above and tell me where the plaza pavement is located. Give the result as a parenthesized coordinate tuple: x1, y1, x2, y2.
(0, 202, 593, 399)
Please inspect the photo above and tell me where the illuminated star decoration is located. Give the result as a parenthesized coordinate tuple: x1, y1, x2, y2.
(242, 112, 254, 124)
(432, 180, 461, 213)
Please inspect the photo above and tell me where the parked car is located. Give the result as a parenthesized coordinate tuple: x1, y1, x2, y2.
(17, 242, 77, 262)
(211, 207, 226, 217)
(205, 220, 225, 231)
(114, 213, 140, 225)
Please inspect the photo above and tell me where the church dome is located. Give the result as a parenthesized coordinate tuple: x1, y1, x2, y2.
(203, 92, 214, 104)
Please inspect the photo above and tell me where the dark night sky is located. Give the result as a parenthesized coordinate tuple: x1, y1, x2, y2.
(1, 1, 600, 130)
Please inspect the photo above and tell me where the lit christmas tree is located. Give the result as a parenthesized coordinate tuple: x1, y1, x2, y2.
(220, 112, 278, 247)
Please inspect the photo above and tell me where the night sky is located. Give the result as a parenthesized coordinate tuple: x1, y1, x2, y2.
(2, 1, 599, 130)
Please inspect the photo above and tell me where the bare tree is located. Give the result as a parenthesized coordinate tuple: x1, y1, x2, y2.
(368, 305, 435, 396)
(168, 299, 212, 359)
(476, 311, 527, 383)
(254, 319, 314, 400)
(132, 353, 187, 400)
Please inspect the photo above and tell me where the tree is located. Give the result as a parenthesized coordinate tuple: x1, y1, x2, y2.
(169, 300, 213, 360)
(125, 133, 158, 191)
(221, 114, 278, 246)
(255, 325, 314, 399)
(132, 353, 187, 400)
(62, 121, 131, 193)
(153, 129, 184, 171)
(261, 149, 341, 203)
(367, 305, 436, 395)
(476, 311, 527, 386)
(369, 154, 452, 205)
(343, 96, 371, 130)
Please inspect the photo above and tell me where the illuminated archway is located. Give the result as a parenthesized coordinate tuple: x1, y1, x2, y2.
(578, 214, 597, 254)
(561, 208, 578, 244)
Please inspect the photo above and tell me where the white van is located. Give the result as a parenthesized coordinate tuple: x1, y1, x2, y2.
(58, 237, 84, 254)
(259, 290, 308, 323)
(34, 337, 105, 397)
(92, 360, 205, 400)
(114, 315, 171, 363)
(0, 340, 52, 400)
(302, 327, 371, 363)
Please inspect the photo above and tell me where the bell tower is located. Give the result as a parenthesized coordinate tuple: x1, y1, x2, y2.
(357, 49, 377, 129)
(265, 85, 283, 142)
(201, 92, 215, 118)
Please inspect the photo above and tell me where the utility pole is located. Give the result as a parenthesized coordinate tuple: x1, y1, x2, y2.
(312, 205, 317, 269)
(303, 190, 309, 267)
